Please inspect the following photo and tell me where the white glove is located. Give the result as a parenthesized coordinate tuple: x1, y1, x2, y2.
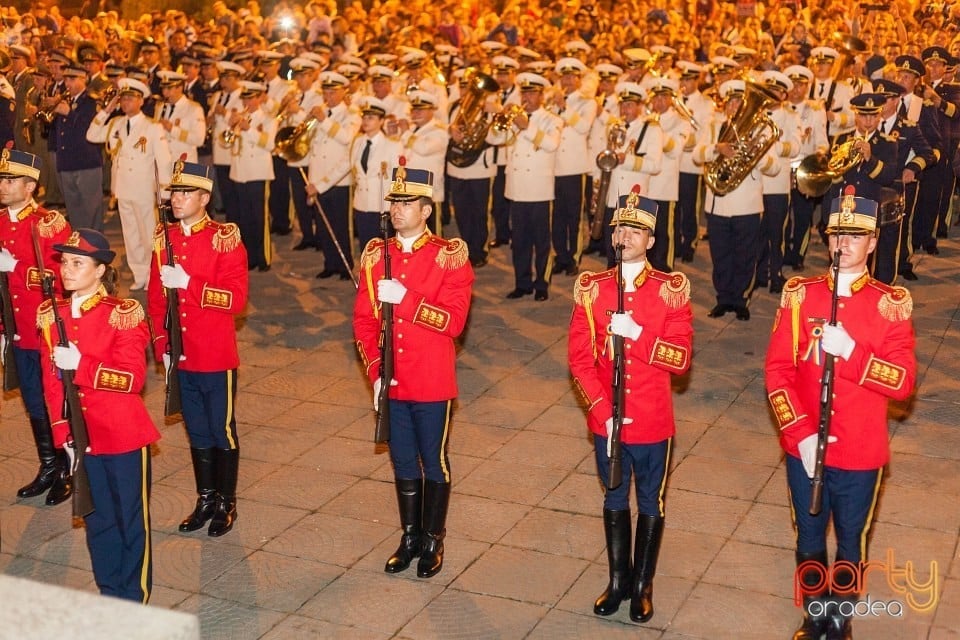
(377, 278, 407, 304)
(372, 376, 399, 411)
(1, 332, 20, 365)
(0, 248, 18, 272)
(162, 352, 187, 383)
(53, 341, 81, 371)
(160, 263, 191, 289)
(821, 324, 855, 360)
(797, 433, 838, 479)
(603, 417, 634, 457)
(64, 442, 77, 475)
(609, 312, 643, 341)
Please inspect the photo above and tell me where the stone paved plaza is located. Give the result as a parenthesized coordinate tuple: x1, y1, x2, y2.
(1, 214, 959, 639)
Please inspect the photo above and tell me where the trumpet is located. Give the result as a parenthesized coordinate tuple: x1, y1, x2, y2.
(36, 90, 70, 125)
(220, 112, 251, 154)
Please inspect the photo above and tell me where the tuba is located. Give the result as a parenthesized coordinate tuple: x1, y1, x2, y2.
(704, 79, 783, 196)
(446, 68, 500, 168)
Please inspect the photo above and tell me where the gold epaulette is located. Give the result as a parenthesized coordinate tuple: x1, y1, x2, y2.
(36, 210, 68, 237)
(153, 223, 168, 254)
(36, 298, 58, 331)
(780, 275, 821, 308)
(105, 297, 145, 330)
(649, 270, 690, 309)
(359, 238, 385, 271)
(574, 270, 608, 307)
(211, 221, 242, 253)
(868, 280, 913, 322)
(433, 237, 469, 270)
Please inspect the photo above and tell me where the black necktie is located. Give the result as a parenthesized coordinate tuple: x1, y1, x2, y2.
(879, 120, 886, 133)
(164, 104, 172, 119)
(818, 82, 825, 97)
(360, 138, 372, 173)
(899, 98, 907, 117)
(126, 119, 131, 135)
(328, 109, 333, 117)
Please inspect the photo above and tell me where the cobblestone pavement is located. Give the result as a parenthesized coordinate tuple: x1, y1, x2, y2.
(2, 213, 958, 639)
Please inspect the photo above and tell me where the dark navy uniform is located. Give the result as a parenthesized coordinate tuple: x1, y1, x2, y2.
(54, 80, 105, 231)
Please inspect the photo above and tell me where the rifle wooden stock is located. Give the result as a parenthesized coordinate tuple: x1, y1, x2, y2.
(809, 250, 842, 515)
(374, 211, 393, 444)
(159, 203, 184, 417)
(606, 243, 626, 490)
(0, 272, 20, 391)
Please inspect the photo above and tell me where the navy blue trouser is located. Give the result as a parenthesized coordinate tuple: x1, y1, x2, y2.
(215, 164, 238, 223)
(290, 166, 317, 245)
(389, 399, 452, 484)
(759, 193, 789, 288)
(316, 186, 352, 272)
(179, 369, 240, 450)
(676, 172, 702, 257)
(269, 155, 292, 233)
(234, 180, 269, 269)
(12, 346, 49, 420)
(356, 210, 391, 256)
(594, 435, 671, 515)
(787, 188, 818, 265)
(650, 199, 676, 272)
(509, 200, 552, 292)
(85, 446, 152, 603)
(706, 212, 761, 307)
(552, 174, 584, 268)
(490, 165, 510, 243)
(450, 176, 491, 263)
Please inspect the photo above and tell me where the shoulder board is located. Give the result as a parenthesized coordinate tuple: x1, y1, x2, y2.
(880, 131, 899, 142)
(359, 238, 386, 271)
(649, 270, 690, 309)
(573, 270, 612, 307)
(867, 280, 913, 321)
(210, 221, 242, 253)
(903, 119, 918, 127)
(645, 114, 661, 125)
(780, 275, 822, 308)
(432, 236, 469, 270)
(105, 297, 146, 330)
(36, 209, 68, 237)
(805, 99, 824, 110)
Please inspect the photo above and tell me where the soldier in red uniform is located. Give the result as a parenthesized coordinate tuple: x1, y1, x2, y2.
(147, 158, 249, 537)
(353, 165, 474, 579)
(765, 191, 916, 640)
(568, 188, 693, 624)
(0, 147, 73, 505)
(38, 229, 160, 602)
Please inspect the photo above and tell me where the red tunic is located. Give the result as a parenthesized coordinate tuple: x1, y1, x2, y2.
(0, 203, 71, 350)
(568, 264, 694, 444)
(38, 291, 160, 455)
(353, 232, 474, 402)
(146, 217, 248, 372)
(765, 273, 916, 470)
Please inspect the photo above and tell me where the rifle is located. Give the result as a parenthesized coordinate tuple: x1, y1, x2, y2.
(375, 161, 393, 443)
(0, 269, 19, 390)
(809, 249, 842, 515)
(156, 165, 183, 416)
(606, 241, 626, 490)
(32, 226, 94, 518)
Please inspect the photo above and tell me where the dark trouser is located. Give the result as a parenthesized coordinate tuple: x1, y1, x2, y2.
(215, 164, 239, 224)
(450, 176, 491, 263)
(234, 180, 270, 269)
(786, 188, 819, 265)
(758, 193, 789, 288)
(388, 399, 452, 483)
(12, 346, 49, 420)
(594, 435, 671, 515)
(676, 172, 702, 257)
(199, 154, 221, 212)
(317, 186, 353, 272)
(552, 174, 584, 268)
(356, 209, 389, 255)
(179, 369, 240, 450)
(60, 167, 105, 231)
(873, 216, 901, 285)
(896, 181, 920, 274)
(602, 205, 616, 268)
(650, 199, 676, 272)
(290, 166, 318, 246)
(268, 156, 292, 233)
(706, 212, 760, 307)
(915, 160, 951, 249)
(509, 200, 552, 293)
(490, 164, 510, 243)
(84, 447, 152, 603)
(935, 167, 956, 237)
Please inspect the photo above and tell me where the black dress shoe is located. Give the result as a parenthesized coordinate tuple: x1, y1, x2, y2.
(936, 231, 948, 239)
(505, 288, 533, 299)
(564, 265, 579, 276)
(707, 304, 730, 318)
(271, 228, 292, 236)
(735, 306, 750, 321)
(901, 268, 919, 281)
(257, 264, 271, 272)
(770, 282, 784, 295)
(316, 269, 337, 279)
(792, 259, 805, 271)
(338, 272, 351, 281)
(551, 263, 570, 276)
(292, 241, 313, 251)
(680, 250, 694, 263)
(489, 238, 509, 248)
(925, 245, 940, 255)
(756, 279, 768, 289)
(470, 257, 488, 268)
(534, 290, 549, 301)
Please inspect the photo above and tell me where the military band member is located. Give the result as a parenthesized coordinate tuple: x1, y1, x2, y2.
(400, 50, 449, 123)
(352, 167, 474, 579)
(228, 81, 277, 272)
(921, 47, 960, 242)
(282, 57, 324, 251)
(0, 148, 73, 505)
(140, 41, 164, 98)
(808, 47, 855, 140)
(306, 71, 360, 279)
(0, 52, 16, 149)
(39, 229, 160, 602)
(147, 160, 249, 537)
(765, 192, 916, 640)
(260, 51, 295, 237)
(156, 71, 206, 163)
(695, 79, 780, 321)
(10, 46, 38, 156)
(488, 55, 521, 248)
(549, 57, 595, 276)
(86, 78, 173, 290)
(367, 65, 410, 127)
(568, 189, 692, 624)
(351, 97, 404, 252)
(400, 91, 449, 235)
(584, 63, 623, 257)
(210, 62, 245, 220)
(491, 72, 563, 302)
(676, 61, 711, 264)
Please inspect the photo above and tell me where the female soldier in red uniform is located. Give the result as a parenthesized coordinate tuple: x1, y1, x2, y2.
(38, 229, 160, 603)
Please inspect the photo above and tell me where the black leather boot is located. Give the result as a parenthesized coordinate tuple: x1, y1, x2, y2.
(417, 480, 451, 578)
(44, 448, 73, 506)
(826, 558, 856, 640)
(17, 418, 59, 499)
(793, 550, 829, 640)
(180, 448, 217, 532)
(385, 478, 423, 573)
(629, 514, 664, 623)
(594, 509, 632, 616)
(208, 448, 239, 537)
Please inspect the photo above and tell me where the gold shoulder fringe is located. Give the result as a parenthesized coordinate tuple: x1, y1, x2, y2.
(36, 299, 55, 331)
(213, 223, 242, 253)
(108, 298, 145, 330)
(37, 210, 68, 238)
(781, 277, 806, 309)
(658, 272, 690, 309)
(878, 287, 913, 322)
(574, 271, 599, 307)
(435, 238, 469, 270)
(360, 238, 385, 271)
(153, 223, 167, 255)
